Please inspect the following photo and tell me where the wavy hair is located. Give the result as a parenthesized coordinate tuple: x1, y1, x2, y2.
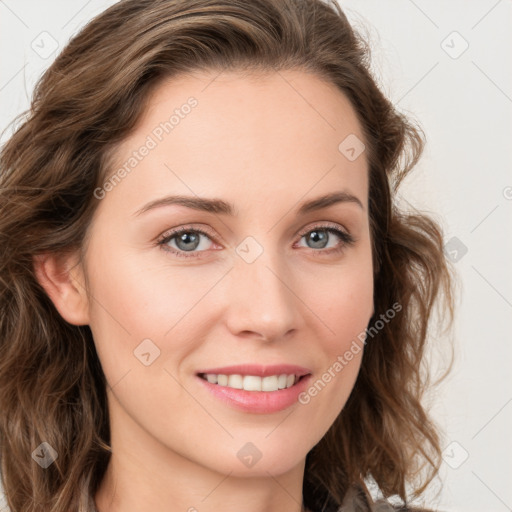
(0, 1, 457, 511)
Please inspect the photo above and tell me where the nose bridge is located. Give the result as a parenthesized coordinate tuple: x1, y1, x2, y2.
(225, 234, 299, 339)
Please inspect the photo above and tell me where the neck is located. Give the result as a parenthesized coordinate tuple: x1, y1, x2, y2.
(95, 392, 308, 512)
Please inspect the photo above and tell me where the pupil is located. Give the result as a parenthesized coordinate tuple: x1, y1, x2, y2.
(174, 230, 329, 252)
(309, 230, 327, 249)
(177, 232, 199, 251)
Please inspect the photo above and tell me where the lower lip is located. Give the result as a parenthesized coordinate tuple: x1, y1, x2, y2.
(196, 374, 312, 414)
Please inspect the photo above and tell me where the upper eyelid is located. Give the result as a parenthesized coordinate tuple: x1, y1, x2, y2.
(296, 221, 347, 236)
(158, 221, 352, 254)
(159, 221, 349, 242)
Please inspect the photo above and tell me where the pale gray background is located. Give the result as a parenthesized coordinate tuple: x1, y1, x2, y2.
(1, 1, 511, 512)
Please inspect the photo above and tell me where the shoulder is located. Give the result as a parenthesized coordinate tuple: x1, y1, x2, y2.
(338, 485, 443, 512)
(373, 501, 444, 512)
(390, 507, 443, 512)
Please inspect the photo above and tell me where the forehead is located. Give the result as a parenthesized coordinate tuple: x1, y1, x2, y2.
(101, 68, 369, 217)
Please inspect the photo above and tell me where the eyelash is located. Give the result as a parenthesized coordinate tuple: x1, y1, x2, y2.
(156, 222, 356, 259)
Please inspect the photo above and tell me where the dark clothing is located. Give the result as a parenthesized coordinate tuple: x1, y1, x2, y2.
(306, 484, 439, 512)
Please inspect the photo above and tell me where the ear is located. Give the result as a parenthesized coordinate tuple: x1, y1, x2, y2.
(33, 250, 90, 326)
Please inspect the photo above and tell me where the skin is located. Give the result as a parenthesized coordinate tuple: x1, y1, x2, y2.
(34, 69, 374, 512)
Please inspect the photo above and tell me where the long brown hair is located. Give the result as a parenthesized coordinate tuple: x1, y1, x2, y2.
(0, 1, 457, 511)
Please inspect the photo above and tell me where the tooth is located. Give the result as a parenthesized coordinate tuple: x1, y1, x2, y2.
(228, 374, 243, 389)
(205, 373, 298, 391)
(277, 374, 288, 389)
(243, 375, 262, 391)
(261, 375, 279, 391)
(217, 374, 228, 386)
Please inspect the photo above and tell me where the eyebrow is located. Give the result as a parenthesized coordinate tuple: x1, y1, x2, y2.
(133, 190, 364, 218)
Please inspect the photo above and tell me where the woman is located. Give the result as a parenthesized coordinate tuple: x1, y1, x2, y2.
(0, 1, 456, 511)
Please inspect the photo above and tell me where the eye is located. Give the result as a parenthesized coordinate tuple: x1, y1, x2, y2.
(157, 222, 356, 259)
(157, 225, 216, 258)
(295, 223, 356, 257)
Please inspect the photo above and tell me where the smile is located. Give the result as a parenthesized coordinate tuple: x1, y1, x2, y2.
(198, 373, 307, 392)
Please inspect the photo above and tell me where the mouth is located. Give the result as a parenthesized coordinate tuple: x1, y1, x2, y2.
(196, 372, 311, 392)
(194, 365, 314, 413)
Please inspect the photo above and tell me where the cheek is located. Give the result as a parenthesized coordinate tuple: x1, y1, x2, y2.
(85, 244, 224, 383)
(86, 237, 196, 330)
(311, 257, 374, 351)
(297, 256, 373, 421)
(319, 275, 371, 385)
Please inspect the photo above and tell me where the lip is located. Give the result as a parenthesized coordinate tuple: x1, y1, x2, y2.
(195, 364, 312, 378)
(195, 371, 313, 414)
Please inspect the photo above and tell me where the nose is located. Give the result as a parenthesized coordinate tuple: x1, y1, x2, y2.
(222, 247, 302, 343)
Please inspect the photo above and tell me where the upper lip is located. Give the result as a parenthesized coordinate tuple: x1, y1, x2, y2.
(196, 364, 312, 378)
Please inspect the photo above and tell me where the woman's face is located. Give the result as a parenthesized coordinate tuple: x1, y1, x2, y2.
(81, 69, 373, 478)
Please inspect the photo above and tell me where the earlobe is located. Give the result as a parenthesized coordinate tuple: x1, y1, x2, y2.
(32, 251, 90, 326)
